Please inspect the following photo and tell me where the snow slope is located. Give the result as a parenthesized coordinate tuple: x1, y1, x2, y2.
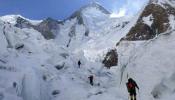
(0, 21, 8, 54)
(0, 19, 70, 100)
(0, 1, 175, 100)
(0, 23, 127, 100)
(56, 6, 132, 61)
(118, 30, 175, 100)
(0, 10, 133, 100)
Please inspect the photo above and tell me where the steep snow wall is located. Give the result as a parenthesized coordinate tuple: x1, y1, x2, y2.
(0, 21, 8, 54)
(118, 30, 175, 100)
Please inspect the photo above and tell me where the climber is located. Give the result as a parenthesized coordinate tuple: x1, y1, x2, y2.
(13, 82, 17, 88)
(78, 60, 81, 68)
(126, 78, 139, 100)
(88, 75, 94, 86)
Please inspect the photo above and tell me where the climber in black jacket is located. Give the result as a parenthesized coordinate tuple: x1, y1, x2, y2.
(126, 78, 139, 100)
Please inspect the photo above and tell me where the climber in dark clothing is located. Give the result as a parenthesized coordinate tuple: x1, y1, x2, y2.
(13, 82, 17, 88)
(126, 78, 139, 100)
(78, 60, 81, 68)
(88, 75, 94, 86)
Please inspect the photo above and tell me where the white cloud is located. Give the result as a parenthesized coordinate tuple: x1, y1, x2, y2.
(110, 0, 148, 18)
(110, 8, 126, 18)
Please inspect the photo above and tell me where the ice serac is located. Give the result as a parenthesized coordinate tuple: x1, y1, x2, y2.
(0, 21, 8, 54)
(122, 0, 175, 41)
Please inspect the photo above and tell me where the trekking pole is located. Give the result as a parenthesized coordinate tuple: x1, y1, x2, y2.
(138, 90, 141, 100)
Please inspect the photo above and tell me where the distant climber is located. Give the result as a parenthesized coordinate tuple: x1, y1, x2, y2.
(126, 78, 139, 100)
(13, 82, 17, 88)
(88, 75, 94, 86)
(78, 60, 81, 68)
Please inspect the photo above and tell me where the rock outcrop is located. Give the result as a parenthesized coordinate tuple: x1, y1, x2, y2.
(123, 0, 175, 41)
(102, 49, 118, 68)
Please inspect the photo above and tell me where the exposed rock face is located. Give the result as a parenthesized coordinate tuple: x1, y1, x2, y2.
(102, 49, 118, 68)
(6, 2, 110, 40)
(34, 18, 62, 39)
(14, 17, 62, 39)
(123, 0, 175, 41)
(112, 0, 175, 68)
(15, 17, 33, 29)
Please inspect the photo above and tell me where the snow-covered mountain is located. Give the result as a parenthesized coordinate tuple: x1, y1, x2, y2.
(117, 29, 175, 100)
(0, 0, 175, 100)
(0, 15, 62, 40)
(53, 2, 131, 61)
(122, 0, 175, 41)
(105, 0, 175, 68)
(0, 3, 130, 59)
(115, 0, 175, 100)
(0, 15, 42, 26)
(0, 2, 131, 100)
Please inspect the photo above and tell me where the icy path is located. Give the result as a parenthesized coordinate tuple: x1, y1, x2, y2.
(21, 68, 41, 100)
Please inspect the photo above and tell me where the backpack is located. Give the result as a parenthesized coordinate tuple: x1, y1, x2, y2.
(128, 82, 134, 88)
(127, 82, 134, 92)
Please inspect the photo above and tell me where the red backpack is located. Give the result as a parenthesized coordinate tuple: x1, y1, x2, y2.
(127, 82, 134, 92)
(128, 82, 134, 89)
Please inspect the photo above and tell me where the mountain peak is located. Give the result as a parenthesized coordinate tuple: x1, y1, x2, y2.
(83, 2, 110, 14)
(0, 15, 42, 26)
(0, 15, 24, 25)
(67, 2, 110, 24)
